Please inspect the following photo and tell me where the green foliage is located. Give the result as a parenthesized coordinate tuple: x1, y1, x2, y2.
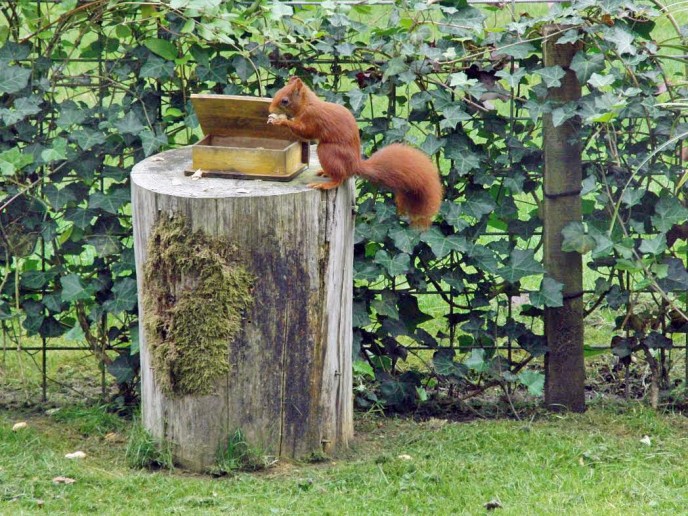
(4, 405, 688, 513)
(49, 404, 124, 437)
(213, 429, 271, 474)
(0, 0, 686, 409)
(125, 418, 175, 470)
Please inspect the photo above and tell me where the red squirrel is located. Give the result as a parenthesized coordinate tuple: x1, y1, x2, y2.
(267, 77, 443, 229)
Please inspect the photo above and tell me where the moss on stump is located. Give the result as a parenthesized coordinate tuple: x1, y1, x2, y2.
(142, 216, 254, 397)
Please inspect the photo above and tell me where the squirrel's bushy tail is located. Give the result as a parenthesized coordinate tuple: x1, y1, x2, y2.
(358, 143, 443, 229)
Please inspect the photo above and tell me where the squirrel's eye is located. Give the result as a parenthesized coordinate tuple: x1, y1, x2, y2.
(280, 98, 289, 106)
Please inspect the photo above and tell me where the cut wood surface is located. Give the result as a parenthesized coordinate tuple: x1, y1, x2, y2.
(191, 94, 295, 140)
(132, 146, 354, 471)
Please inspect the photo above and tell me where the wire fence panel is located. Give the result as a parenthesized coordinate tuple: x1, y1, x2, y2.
(0, 0, 686, 408)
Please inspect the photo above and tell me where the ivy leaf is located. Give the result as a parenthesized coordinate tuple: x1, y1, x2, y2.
(347, 88, 367, 113)
(20, 270, 56, 290)
(61, 274, 92, 302)
(657, 258, 688, 291)
(72, 128, 106, 150)
(354, 260, 382, 282)
(535, 66, 566, 88)
(140, 56, 175, 79)
(352, 301, 371, 327)
(642, 331, 672, 349)
(420, 134, 445, 157)
(141, 128, 169, 156)
(440, 202, 468, 231)
(556, 29, 582, 45)
(0, 65, 31, 93)
(43, 184, 77, 210)
(397, 294, 433, 332)
(497, 249, 544, 283)
(0, 147, 34, 175)
(143, 38, 178, 61)
(103, 278, 138, 314)
(638, 234, 667, 256)
(603, 26, 636, 55)
(530, 277, 564, 308)
(517, 370, 545, 396)
(652, 195, 688, 233)
(65, 207, 97, 229)
(550, 102, 577, 127)
(383, 56, 409, 82)
(621, 187, 644, 208)
(388, 226, 420, 254)
(40, 137, 68, 163)
(465, 348, 489, 372)
(561, 222, 596, 254)
(371, 291, 399, 320)
(270, 1, 293, 20)
(231, 55, 254, 82)
(115, 111, 147, 135)
(605, 285, 629, 310)
(570, 52, 605, 83)
(374, 250, 410, 277)
(496, 68, 527, 89)
(517, 332, 547, 356)
(57, 102, 88, 128)
(466, 244, 499, 274)
(0, 95, 42, 125)
(87, 234, 121, 257)
(432, 348, 467, 379)
(498, 41, 536, 59)
(421, 227, 465, 260)
(461, 191, 496, 219)
(587, 72, 615, 89)
(89, 187, 130, 214)
(439, 105, 472, 131)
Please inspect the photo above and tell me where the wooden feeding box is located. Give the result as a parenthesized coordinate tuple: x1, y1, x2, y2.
(187, 94, 309, 180)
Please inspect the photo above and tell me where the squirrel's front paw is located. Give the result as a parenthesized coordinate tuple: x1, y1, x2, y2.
(267, 113, 287, 125)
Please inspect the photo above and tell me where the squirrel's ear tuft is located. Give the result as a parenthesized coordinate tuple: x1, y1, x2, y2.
(289, 77, 303, 90)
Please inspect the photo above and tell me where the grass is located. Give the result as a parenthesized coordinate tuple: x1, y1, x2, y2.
(1, 401, 688, 514)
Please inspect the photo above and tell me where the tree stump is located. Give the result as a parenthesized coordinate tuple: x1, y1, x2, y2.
(131, 146, 354, 471)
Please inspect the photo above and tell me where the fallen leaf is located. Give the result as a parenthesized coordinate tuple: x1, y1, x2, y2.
(104, 432, 124, 443)
(12, 422, 28, 431)
(52, 476, 76, 484)
(65, 451, 86, 460)
(640, 435, 652, 446)
(397, 454, 412, 460)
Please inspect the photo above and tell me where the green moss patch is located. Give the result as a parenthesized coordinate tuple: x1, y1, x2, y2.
(142, 216, 254, 397)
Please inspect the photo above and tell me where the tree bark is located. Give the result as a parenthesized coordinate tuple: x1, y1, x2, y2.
(131, 147, 354, 471)
(542, 25, 586, 413)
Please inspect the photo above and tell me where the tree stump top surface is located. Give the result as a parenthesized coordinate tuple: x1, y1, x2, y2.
(131, 146, 321, 199)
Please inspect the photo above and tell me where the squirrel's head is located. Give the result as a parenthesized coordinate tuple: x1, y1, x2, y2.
(269, 77, 307, 116)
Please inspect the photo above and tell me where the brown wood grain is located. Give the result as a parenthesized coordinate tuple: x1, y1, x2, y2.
(132, 147, 354, 471)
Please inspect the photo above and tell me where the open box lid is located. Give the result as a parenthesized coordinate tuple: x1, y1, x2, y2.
(191, 94, 296, 141)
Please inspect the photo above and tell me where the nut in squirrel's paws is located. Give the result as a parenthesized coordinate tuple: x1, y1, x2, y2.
(267, 113, 287, 124)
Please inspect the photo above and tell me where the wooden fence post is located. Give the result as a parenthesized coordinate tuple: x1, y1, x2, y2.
(542, 25, 586, 412)
(131, 147, 354, 471)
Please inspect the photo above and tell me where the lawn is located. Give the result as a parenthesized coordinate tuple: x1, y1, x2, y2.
(1, 401, 687, 515)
